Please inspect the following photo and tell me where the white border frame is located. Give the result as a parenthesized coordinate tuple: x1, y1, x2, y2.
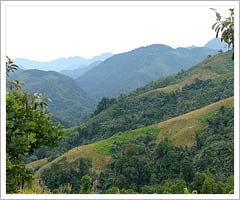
(1, 1, 239, 199)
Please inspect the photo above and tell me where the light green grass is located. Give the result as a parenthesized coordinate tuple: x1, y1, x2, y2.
(88, 125, 160, 155)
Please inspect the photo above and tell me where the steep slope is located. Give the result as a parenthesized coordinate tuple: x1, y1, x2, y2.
(76, 44, 217, 99)
(9, 70, 96, 125)
(76, 51, 233, 144)
(34, 97, 233, 175)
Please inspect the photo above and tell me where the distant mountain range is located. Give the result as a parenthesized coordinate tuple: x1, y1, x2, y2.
(13, 53, 113, 72)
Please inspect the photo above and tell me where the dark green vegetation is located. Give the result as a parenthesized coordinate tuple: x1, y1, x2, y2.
(76, 44, 217, 100)
(6, 58, 65, 193)
(9, 69, 96, 126)
(40, 105, 234, 194)
(41, 157, 92, 194)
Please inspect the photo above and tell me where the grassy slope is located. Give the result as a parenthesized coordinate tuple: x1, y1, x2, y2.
(35, 97, 233, 175)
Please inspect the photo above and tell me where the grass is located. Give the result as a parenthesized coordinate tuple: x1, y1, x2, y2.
(35, 96, 233, 176)
(26, 158, 48, 172)
(139, 68, 218, 98)
(156, 97, 233, 146)
(198, 110, 218, 123)
(88, 125, 160, 155)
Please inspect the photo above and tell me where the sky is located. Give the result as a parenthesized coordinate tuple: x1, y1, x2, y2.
(4, 2, 233, 61)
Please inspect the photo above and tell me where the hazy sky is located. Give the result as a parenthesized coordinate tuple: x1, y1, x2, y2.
(5, 2, 234, 61)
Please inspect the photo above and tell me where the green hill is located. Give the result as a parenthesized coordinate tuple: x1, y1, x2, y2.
(76, 44, 217, 100)
(34, 97, 233, 194)
(9, 69, 96, 125)
(34, 97, 233, 176)
(77, 51, 233, 145)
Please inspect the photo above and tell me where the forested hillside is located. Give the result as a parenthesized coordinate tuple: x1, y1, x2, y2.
(76, 51, 233, 145)
(26, 51, 234, 165)
(76, 44, 217, 100)
(9, 70, 96, 125)
(34, 98, 234, 194)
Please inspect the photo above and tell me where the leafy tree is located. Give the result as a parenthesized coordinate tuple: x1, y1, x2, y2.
(211, 8, 234, 59)
(93, 97, 116, 116)
(225, 175, 234, 194)
(80, 175, 92, 194)
(41, 157, 92, 193)
(200, 173, 214, 194)
(6, 57, 65, 193)
(106, 186, 120, 194)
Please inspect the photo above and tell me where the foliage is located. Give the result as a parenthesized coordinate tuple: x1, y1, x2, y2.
(80, 175, 92, 194)
(98, 106, 234, 194)
(41, 157, 92, 193)
(93, 97, 116, 116)
(211, 8, 234, 59)
(6, 58, 65, 193)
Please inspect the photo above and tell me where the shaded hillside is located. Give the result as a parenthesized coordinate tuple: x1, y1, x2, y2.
(76, 44, 217, 99)
(9, 70, 96, 125)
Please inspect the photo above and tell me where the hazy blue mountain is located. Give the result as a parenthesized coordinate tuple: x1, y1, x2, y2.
(204, 38, 229, 52)
(76, 44, 218, 100)
(9, 69, 97, 125)
(14, 53, 113, 72)
(60, 61, 102, 79)
(90, 53, 113, 63)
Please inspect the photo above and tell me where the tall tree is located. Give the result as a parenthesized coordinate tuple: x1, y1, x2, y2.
(6, 57, 65, 193)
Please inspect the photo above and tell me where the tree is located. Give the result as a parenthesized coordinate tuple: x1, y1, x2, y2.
(106, 186, 120, 194)
(200, 172, 214, 194)
(6, 57, 65, 193)
(80, 175, 92, 194)
(211, 8, 234, 59)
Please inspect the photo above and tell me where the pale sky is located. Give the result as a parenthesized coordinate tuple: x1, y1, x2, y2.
(4, 2, 234, 61)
